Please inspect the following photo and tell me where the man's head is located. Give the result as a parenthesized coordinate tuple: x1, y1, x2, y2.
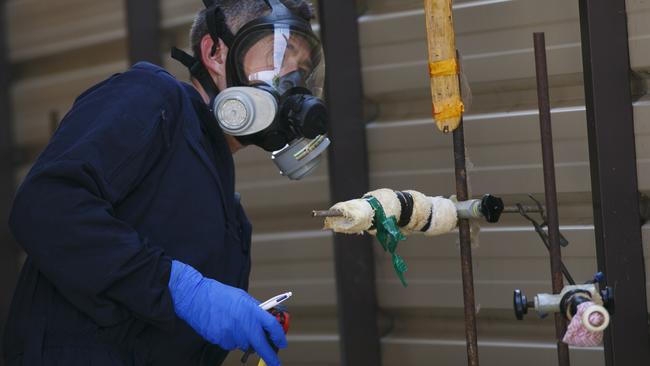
(189, 0, 316, 93)
(183, 0, 329, 164)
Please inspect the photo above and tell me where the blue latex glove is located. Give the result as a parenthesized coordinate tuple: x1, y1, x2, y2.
(168, 260, 287, 366)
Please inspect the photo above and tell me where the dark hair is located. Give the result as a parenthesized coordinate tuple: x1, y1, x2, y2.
(189, 0, 315, 59)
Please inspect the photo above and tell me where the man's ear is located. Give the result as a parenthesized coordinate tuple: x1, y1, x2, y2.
(200, 35, 228, 78)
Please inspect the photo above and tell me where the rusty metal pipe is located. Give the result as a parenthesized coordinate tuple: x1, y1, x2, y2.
(313, 205, 542, 218)
(312, 210, 345, 218)
(534, 32, 570, 366)
(452, 119, 480, 366)
(502, 206, 542, 214)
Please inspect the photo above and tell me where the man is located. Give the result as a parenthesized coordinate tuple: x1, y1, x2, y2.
(2, 0, 328, 365)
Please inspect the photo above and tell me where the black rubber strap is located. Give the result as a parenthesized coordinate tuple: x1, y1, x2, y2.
(171, 47, 196, 69)
(205, 5, 235, 50)
(171, 47, 220, 102)
(420, 208, 433, 232)
(560, 290, 592, 318)
(569, 294, 593, 318)
(395, 191, 414, 228)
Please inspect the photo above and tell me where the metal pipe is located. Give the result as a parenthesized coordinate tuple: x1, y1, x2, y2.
(534, 32, 570, 366)
(312, 210, 344, 218)
(502, 206, 542, 214)
(312, 205, 542, 218)
(453, 119, 480, 366)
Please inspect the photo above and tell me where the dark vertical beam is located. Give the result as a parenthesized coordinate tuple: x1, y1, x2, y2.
(0, 1, 20, 364)
(578, 1, 650, 365)
(125, 0, 162, 66)
(317, 1, 381, 365)
(533, 32, 569, 366)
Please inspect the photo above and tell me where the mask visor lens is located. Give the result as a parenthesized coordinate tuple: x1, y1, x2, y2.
(235, 24, 325, 97)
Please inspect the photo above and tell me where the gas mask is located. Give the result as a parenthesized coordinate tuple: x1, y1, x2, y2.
(171, 0, 330, 180)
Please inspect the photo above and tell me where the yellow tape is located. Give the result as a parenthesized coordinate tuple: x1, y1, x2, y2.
(433, 98, 464, 121)
(428, 59, 459, 77)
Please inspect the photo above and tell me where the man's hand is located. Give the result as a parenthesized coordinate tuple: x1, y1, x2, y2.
(168, 261, 287, 366)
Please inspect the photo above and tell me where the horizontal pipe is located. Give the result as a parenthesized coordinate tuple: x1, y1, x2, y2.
(312, 205, 543, 218)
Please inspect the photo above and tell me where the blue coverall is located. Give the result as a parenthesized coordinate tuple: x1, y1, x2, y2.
(3, 62, 252, 365)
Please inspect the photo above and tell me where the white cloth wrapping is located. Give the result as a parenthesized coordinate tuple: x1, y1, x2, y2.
(403, 190, 432, 232)
(423, 196, 458, 236)
(323, 188, 401, 235)
(323, 199, 374, 234)
(365, 188, 401, 219)
(323, 189, 458, 237)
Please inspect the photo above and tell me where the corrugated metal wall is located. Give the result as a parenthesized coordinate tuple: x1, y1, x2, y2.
(6, 0, 649, 365)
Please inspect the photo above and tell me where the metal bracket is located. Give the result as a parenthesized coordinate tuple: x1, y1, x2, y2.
(516, 194, 575, 285)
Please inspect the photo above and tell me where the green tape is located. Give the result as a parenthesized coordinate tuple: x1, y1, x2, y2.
(365, 196, 408, 287)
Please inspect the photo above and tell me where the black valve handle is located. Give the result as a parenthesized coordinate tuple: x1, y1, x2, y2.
(480, 194, 504, 223)
(513, 289, 530, 320)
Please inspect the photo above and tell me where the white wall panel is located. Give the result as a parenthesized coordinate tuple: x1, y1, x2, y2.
(7, 0, 125, 61)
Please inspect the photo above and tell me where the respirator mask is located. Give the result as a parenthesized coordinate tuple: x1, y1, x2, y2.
(172, 0, 330, 180)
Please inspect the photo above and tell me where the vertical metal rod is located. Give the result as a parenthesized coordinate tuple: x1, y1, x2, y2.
(452, 121, 479, 366)
(533, 32, 569, 366)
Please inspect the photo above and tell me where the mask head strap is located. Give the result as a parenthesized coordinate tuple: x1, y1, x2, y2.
(264, 0, 296, 19)
(171, 47, 220, 103)
(203, 0, 235, 52)
(170, 1, 234, 104)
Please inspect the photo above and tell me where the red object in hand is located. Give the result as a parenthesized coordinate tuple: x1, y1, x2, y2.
(240, 307, 291, 364)
(269, 308, 290, 334)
